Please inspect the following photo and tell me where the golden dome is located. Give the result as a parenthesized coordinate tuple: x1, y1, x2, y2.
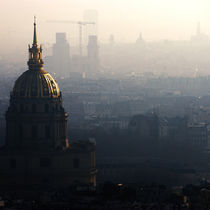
(12, 18, 60, 99)
(13, 69, 60, 98)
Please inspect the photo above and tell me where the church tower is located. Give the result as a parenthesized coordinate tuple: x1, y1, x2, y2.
(5, 18, 68, 150)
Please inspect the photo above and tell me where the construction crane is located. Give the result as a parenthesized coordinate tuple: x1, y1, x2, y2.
(47, 20, 95, 56)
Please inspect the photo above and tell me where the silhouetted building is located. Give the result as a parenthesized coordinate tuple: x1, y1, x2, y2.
(159, 116, 188, 141)
(0, 117, 5, 146)
(128, 114, 159, 156)
(0, 21, 96, 190)
(188, 123, 208, 148)
(71, 55, 87, 75)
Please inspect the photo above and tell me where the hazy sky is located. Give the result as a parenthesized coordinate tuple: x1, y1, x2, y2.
(0, 0, 210, 54)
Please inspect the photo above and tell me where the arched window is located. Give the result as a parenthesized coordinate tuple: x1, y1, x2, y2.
(20, 104, 24, 113)
(10, 159, 16, 169)
(32, 104, 37, 113)
(45, 125, 50, 138)
(19, 125, 23, 138)
(32, 125, 38, 139)
(40, 158, 51, 168)
(25, 105, 28, 112)
(73, 158, 80, 169)
(45, 104, 49, 113)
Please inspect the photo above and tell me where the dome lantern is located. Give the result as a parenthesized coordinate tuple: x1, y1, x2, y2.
(12, 19, 60, 98)
(27, 16, 44, 71)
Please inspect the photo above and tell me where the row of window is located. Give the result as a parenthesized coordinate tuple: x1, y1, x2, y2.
(9, 158, 80, 169)
(19, 104, 60, 113)
(19, 125, 51, 139)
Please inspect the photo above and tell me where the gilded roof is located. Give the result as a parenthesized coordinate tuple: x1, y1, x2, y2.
(12, 20, 60, 99)
(13, 69, 60, 98)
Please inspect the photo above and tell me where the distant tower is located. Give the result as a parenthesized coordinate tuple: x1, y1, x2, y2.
(87, 35, 99, 75)
(136, 33, 146, 48)
(52, 33, 71, 77)
(191, 22, 209, 43)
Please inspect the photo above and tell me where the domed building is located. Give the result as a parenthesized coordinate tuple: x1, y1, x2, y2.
(6, 20, 68, 150)
(0, 20, 96, 190)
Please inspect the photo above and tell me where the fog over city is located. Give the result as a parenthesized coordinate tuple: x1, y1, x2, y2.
(1, 0, 210, 51)
(1, 0, 210, 209)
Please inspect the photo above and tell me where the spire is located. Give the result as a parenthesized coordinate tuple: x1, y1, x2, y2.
(33, 16, 37, 45)
(27, 18, 44, 70)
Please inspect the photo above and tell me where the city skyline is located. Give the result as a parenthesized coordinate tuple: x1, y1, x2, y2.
(0, 0, 210, 54)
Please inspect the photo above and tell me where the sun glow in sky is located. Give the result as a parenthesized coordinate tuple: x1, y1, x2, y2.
(0, 0, 210, 53)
